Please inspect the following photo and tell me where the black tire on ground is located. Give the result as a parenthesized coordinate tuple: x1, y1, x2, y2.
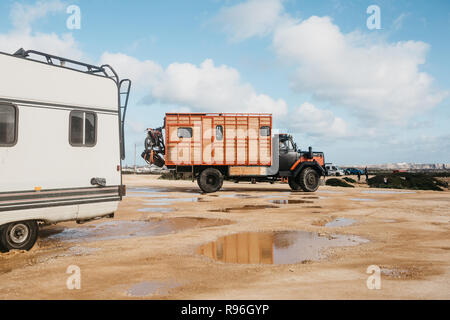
(197, 168, 224, 193)
(0, 225, 6, 253)
(0, 221, 39, 252)
(288, 176, 302, 191)
(299, 167, 320, 192)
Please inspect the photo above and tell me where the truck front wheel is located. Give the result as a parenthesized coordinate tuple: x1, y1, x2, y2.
(197, 168, 224, 193)
(0, 221, 39, 252)
(288, 176, 302, 191)
(299, 167, 320, 192)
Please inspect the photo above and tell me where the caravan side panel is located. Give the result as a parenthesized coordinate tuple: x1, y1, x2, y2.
(0, 53, 122, 225)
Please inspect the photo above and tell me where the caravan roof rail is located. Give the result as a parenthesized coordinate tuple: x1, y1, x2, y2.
(13, 48, 117, 82)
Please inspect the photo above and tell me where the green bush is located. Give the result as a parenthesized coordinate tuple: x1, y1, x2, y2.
(326, 178, 354, 188)
(367, 173, 446, 191)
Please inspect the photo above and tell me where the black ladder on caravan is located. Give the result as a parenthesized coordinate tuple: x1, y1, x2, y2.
(119, 80, 131, 160)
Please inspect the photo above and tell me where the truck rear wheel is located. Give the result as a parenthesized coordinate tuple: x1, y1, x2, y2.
(197, 168, 224, 193)
(299, 167, 320, 192)
(0, 221, 39, 252)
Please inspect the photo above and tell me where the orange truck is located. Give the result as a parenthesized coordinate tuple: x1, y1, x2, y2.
(142, 113, 327, 193)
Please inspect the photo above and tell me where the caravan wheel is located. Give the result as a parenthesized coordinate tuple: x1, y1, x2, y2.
(0, 221, 39, 252)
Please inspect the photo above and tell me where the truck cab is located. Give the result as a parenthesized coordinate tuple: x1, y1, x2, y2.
(275, 134, 326, 192)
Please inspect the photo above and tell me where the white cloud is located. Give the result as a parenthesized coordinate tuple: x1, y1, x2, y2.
(100, 52, 163, 89)
(0, 30, 82, 60)
(10, 0, 65, 31)
(0, 0, 82, 60)
(273, 16, 447, 123)
(291, 102, 349, 138)
(100, 54, 288, 117)
(213, 0, 284, 42)
(393, 13, 408, 31)
(213, 1, 447, 124)
(152, 59, 288, 116)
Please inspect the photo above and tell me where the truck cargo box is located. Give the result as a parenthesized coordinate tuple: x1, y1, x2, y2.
(165, 113, 272, 167)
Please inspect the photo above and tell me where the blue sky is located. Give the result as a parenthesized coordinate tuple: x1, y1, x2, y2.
(0, 0, 449, 166)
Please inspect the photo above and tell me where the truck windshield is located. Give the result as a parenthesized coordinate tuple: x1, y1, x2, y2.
(280, 139, 294, 151)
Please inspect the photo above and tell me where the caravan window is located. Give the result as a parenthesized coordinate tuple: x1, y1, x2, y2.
(70, 111, 97, 147)
(0, 105, 17, 146)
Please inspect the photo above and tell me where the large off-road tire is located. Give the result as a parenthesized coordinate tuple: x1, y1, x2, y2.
(0, 221, 39, 252)
(288, 176, 302, 191)
(299, 167, 320, 192)
(197, 168, 224, 193)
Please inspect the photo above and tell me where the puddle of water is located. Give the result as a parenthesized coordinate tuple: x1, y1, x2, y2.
(318, 190, 345, 194)
(210, 205, 279, 213)
(126, 193, 168, 198)
(45, 218, 231, 243)
(127, 281, 179, 297)
(137, 207, 175, 213)
(219, 194, 287, 199)
(325, 218, 357, 228)
(145, 197, 200, 204)
(126, 188, 169, 198)
(270, 199, 314, 205)
(350, 198, 376, 202)
(219, 194, 256, 199)
(197, 231, 368, 265)
(381, 268, 409, 278)
(68, 246, 100, 256)
(362, 190, 416, 194)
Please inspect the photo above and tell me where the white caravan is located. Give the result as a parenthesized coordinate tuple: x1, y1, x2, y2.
(0, 49, 131, 252)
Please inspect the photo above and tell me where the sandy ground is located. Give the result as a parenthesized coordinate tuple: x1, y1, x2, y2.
(0, 175, 449, 300)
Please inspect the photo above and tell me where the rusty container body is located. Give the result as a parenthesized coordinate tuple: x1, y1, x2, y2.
(165, 113, 272, 168)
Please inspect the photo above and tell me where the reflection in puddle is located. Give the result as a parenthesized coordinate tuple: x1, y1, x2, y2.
(362, 190, 416, 194)
(127, 281, 179, 297)
(45, 218, 231, 243)
(197, 231, 368, 265)
(210, 205, 279, 213)
(270, 199, 314, 205)
(325, 218, 357, 228)
(350, 198, 376, 202)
